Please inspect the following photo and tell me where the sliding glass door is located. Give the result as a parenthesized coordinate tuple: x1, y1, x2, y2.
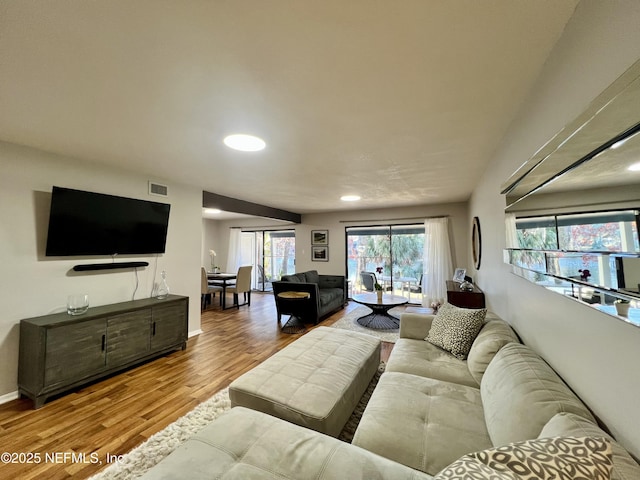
(243, 230, 295, 291)
(346, 224, 424, 303)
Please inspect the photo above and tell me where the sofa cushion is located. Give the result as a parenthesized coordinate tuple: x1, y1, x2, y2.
(386, 338, 478, 387)
(426, 302, 486, 360)
(305, 269, 320, 284)
(139, 406, 435, 480)
(436, 436, 613, 480)
(352, 371, 492, 475)
(539, 413, 640, 480)
(466, 318, 519, 384)
(281, 272, 306, 283)
(318, 288, 343, 308)
(481, 343, 596, 447)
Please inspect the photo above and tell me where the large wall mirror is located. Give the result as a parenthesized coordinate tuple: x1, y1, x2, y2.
(501, 58, 640, 326)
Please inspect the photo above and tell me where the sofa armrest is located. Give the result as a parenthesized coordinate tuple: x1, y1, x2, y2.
(399, 313, 435, 340)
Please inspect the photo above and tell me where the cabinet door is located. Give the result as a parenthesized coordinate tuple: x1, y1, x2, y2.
(106, 309, 151, 367)
(44, 320, 107, 388)
(150, 303, 186, 351)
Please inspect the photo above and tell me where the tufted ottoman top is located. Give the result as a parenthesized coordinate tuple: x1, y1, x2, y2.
(229, 326, 381, 437)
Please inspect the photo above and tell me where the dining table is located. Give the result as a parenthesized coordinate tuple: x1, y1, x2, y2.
(207, 272, 237, 310)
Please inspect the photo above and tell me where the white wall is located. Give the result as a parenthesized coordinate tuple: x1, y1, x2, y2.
(0, 141, 202, 399)
(470, 0, 640, 458)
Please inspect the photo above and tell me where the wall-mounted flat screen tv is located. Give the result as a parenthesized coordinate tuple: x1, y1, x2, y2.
(46, 186, 171, 256)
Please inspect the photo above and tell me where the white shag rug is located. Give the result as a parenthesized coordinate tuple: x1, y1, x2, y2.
(89, 363, 385, 479)
(329, 305, 402, 343)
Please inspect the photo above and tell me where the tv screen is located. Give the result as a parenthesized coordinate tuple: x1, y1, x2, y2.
(45, 186, 171, 256)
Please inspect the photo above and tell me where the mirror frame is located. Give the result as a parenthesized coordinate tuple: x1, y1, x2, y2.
(502, 58, 640, 326)
(502, 59, 640, 210)
(472, 216, 482, 270)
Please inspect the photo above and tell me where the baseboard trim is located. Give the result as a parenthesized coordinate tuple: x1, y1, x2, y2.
(0, 390, 19, 405)
(188, 329, 203, 338)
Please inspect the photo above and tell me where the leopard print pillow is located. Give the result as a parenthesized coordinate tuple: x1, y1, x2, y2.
(426, 302, 486, 359)
(436, 436, 613, 480)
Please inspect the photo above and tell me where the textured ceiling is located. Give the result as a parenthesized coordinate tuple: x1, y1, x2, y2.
(0, 0, 578, 214)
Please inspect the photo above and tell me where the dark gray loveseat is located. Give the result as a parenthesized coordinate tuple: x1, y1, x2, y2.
(272, 270, 346, 324)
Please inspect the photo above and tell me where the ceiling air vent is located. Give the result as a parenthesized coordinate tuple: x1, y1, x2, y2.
(148, 182, 168, 197)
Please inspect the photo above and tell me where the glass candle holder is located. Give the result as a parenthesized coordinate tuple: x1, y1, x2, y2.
(67, 294, 89, 315)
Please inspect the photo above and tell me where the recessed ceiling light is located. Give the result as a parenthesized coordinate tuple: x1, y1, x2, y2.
(628, 162, 640, 172)
(341, 195, 361, 202)
(204, 208, 222, 214)
(223, 134, 266, 152)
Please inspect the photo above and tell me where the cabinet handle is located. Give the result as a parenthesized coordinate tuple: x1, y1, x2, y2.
(101, 334, 106, 351)
(152, 322, 156, 336)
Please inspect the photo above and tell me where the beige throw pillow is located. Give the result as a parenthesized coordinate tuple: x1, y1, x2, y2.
(436, 436, 613, 480)
(426, 302, 486, 359)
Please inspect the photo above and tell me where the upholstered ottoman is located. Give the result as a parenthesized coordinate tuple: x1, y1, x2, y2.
(139, 407, 434, 480)
(229, 326, 381, 437)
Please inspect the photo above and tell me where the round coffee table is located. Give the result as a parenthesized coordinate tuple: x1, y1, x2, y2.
(351, 293, 409, 330)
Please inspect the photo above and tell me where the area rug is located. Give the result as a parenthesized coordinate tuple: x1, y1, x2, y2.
(329, 305, 402, 343)
(89, 362, 385, 479)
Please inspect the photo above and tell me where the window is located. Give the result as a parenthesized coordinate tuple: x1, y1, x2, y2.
(512, 209, 639, 289)
(515, 210, 639, 253)
(346, 224, 424, 302)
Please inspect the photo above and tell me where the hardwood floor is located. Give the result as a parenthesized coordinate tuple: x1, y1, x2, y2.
(0, 293, 396, 479)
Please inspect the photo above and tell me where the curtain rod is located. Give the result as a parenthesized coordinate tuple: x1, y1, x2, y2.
(339, 215, 448, 223)
(230, 225, 296, 230)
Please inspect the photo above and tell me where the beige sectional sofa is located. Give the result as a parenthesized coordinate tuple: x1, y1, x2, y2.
(141, 308, 640, 480)
(353, 311, 639, 479)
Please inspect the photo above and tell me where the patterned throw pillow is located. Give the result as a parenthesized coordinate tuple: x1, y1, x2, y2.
(436, 436, 613, 480)
(426, 302, 486, 359)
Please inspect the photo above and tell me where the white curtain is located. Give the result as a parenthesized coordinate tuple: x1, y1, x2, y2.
(226, 229, 243, 274)
(505, 213, 518, 248)
(422, 217, 453, 307)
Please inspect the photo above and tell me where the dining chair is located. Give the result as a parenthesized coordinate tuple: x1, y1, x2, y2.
(225, 265, 253, 309)
(201, 267, 223, 310)
(410, 274, 424, 294)
(360, 271, 376, 292)
(360, 271, 391, 293)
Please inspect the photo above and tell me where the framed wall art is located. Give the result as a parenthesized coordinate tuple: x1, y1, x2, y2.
(311, 230, 329, 245)
(312, 246, 329, 261)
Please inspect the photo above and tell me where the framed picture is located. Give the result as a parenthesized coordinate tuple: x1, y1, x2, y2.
(312, 246, 329, 261)
(453, 268, 466, 283)
(311, 230, 329, 245)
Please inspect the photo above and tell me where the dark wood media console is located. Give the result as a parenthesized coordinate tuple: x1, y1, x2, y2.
(18, 294, 189, 408)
